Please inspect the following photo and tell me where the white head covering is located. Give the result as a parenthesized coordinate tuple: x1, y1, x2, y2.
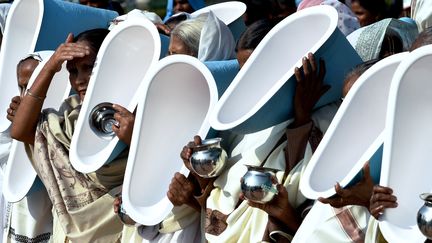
(0, 3, 11, 34)
(411, 0, 432, 32)
(197, 11, 236, 62)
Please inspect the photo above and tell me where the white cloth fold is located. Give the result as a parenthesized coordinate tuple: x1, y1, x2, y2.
(412, 0, 432, 32)
(197, 11, 236, 62)
(0, 3, 11, 34)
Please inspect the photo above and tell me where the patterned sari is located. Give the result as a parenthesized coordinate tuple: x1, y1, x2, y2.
(30, 95, 127, 242)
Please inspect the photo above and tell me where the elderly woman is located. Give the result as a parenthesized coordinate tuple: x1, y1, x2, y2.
(168, 12, 236, 61)
(113, 11, 236, 146)
(10, 29, 126, 242)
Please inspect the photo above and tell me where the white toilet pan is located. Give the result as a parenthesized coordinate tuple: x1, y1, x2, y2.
(122, 55, 218, 225)
(70, 17, 161, 173)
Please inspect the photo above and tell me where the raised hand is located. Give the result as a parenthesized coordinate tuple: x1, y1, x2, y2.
(291, 53, 330, 128)
(167, 172, 201, 212)
(318, 162, 374, 208)
(45, 33, 90, 73)
(113, 194, 137, 225)
(155, 23, 171, 35)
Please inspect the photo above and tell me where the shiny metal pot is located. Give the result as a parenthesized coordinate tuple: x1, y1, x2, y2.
(189, 137, 227, 178)
(241, 165, 279, 204)
(89, 102, 118, 139)
(418, 193, 432, 239)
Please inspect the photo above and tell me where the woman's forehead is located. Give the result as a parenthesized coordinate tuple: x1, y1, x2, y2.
(18, 58, 39, 71)
(66, 54, 96, 68)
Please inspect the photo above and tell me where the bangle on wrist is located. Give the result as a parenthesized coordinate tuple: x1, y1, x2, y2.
(26, 90, 46, 101)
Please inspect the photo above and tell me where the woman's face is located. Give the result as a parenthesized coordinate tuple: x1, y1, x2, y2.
(17, 59, 39, 97)
(168, 35, 193, 56)
(351, 1, 377, 27)
(236, 48, 253, 69)
(342, 74, 360, 98)
(66, 40, 96, 101)
(173, 0, 194, 14)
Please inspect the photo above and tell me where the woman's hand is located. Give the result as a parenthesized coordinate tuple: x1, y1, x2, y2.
(369, 185, 397, 219)
(291, 53, 330, 128)
(180, 135, 202, 172)
(180, 136, 214, 191)
(167, 172, 201, 212)
(241, 184, 300, 230)
(155, 23, 171, 35)
(6, 96, 21, 122)
(112, 104, 135, 146)
(318, 162, 374, 208)
(113, 194, 122, 214)
(45, 33, 90, 73)
(113, 194, 137, 225)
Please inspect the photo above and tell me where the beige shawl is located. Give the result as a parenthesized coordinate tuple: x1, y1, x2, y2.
(30, 95, 127, 243)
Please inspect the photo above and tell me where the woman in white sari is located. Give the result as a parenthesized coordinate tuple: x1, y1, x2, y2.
(166, 17, 338, 241)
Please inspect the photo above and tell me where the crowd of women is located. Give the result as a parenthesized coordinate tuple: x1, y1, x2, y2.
(0, 0, 431, 242)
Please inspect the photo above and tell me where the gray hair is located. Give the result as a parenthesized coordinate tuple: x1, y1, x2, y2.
(170, 13, 208, 57)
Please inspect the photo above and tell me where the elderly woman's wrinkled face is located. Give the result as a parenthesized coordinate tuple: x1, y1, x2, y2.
(168, 35, 194, 56)
(17, 58, 39, 97)
(173, 0, 194, 14)
(66, 40, 96, 101)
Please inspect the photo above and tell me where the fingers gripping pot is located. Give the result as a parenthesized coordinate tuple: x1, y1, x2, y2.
(89, 102, 119, 139)
(189, 137, 227, 178)
(241, 165, 279, 204)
